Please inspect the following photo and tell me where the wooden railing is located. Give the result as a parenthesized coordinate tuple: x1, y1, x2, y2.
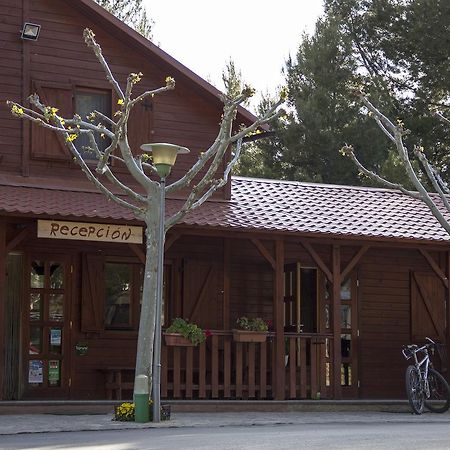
(161, 331, 333, 400)
(284, 333, 333, 399)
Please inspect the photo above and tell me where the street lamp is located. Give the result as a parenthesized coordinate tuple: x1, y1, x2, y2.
(140, 142, 189, 422)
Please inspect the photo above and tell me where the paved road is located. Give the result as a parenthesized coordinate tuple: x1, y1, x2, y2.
(2, 420, 450, 449)
(1, 410, 450, 449)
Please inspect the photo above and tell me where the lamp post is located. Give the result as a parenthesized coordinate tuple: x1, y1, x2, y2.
(140, 143, 189, 422)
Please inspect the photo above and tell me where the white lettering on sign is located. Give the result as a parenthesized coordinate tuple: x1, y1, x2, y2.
(37, 220, 143, 244)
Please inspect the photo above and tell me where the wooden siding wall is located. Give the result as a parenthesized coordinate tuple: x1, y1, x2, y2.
(15, 233, 140, 399)
(1, 0, 23, 174)
(229, 239, 274, 324)
(358, 247, 440, 399)
(2, 0, 227, 197)
(8, 219, 448, 400)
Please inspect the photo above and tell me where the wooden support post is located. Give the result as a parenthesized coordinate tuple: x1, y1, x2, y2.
(332, 244, 342, 399)
(273, 239, 285, 400)
(223, 239, 231, 330)
(447, 251, 450, 382)
(0, 222, 6, 400)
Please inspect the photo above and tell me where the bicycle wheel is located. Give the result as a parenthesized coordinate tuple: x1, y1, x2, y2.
(425, 368, 450, 413)
(406, 365, 424, 414)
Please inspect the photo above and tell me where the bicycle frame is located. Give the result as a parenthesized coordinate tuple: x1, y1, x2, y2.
(403, 339, 435, 398)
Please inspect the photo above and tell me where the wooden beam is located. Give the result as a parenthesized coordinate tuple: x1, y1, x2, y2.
(332, 245, 342, 399)
(6, 225, 31, 253)
(165, 232, 181, 252)
(0, 222, 6, 399)
(223, 239, 231, 330)
(447, 252, 450, 383)
(251, 238, 276, 270)
(419, 249, 449, 289)
(341, 245, 370, 281)
(128, 243, 145, 265)
(273, 239, 285, 400)
(301, 241, 332, 282)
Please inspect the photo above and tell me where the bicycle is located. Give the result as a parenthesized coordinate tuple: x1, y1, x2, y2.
(402, 337, 450, 414)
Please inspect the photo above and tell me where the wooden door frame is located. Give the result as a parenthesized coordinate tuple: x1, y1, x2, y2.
(22, 252, 73, 399)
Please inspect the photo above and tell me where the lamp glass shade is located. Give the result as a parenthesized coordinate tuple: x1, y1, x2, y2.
(140, 143, 189, 178)
(21, 23, 41, 40)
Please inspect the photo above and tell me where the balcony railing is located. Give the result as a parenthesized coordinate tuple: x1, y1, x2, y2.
(161, 331, 333, 400)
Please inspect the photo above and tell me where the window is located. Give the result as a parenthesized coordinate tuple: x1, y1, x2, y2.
(104, 262, 141, 330)
(75, 89, 111, 159)
(82, 254, 172, 332)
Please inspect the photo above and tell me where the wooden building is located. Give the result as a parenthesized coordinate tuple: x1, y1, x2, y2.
(1, 0, 449, 403)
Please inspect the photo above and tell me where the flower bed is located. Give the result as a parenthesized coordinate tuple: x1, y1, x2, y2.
(113, 401, 171, 422)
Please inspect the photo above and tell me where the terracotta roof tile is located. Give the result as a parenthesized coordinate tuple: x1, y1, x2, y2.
(1, 177, 449, 243)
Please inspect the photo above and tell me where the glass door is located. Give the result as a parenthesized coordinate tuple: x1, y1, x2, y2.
(24, 255, 70, 398)
(340, 275, 358, 398)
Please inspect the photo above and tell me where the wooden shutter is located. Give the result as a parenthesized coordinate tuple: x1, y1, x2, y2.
(182, 259, 222, 330)
(31, 82, 73, 160)
(411, 272, 445, 341)
(81, 253, 105, 332)
(127, 92, 153, 155)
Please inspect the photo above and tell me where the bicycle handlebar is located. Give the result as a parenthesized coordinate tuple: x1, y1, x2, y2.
(402, 337, 436, 360)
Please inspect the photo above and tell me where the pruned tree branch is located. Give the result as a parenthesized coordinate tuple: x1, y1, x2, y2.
(343, 93, 450, 236)
(8, 28, 285, 404)
(84, 28, 124, 99)
(165, 138, 244, 229)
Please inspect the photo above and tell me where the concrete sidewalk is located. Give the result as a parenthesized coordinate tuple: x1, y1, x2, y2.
(1, 410, 450, 435)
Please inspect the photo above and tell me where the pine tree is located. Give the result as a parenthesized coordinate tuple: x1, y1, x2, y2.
(94, 0, 153, 39)
(239, 0, 450, 187)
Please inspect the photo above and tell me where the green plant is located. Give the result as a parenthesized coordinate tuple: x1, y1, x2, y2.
(165, 318, 208, 346)
(113, 400, 170, 422)
(235, 317, 268, 332)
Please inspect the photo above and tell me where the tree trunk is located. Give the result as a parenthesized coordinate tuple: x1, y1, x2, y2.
(134, 199, 160, 392)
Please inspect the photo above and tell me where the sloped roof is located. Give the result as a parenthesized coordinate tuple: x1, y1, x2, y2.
(1, 177, 449, 244)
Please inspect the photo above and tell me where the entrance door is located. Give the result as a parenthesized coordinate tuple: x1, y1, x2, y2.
(24, 255, 71, 398)
(340, 274, 359, 398)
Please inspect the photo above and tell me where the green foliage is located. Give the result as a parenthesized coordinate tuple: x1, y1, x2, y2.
(324, 0, 450, 181)
(240, 0, 450, 188)
(165, 318, 207, 346)
(235, 317, 268, 332)
(94, 0, 153, 38)
(222, 59, 253, 106)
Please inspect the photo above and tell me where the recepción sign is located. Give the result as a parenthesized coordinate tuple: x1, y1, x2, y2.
(38, 220, 143, 244)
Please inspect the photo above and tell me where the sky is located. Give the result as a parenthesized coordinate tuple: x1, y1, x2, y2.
(143, 1, 324, 110)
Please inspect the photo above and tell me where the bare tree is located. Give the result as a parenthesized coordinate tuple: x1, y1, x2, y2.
(8, 29, 284, 398)
(341, 91, 450, 235)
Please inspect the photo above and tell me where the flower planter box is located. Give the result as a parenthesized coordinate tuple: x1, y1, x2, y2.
(232, 329, 267, 343)
(164, 333, 195, 347)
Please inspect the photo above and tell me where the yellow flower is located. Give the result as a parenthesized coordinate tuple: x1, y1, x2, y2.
(117, 99, 124, 105)
(130, 72, 143, 84)
(279, 86, 288, 101)
(11, 104, 24, 116)
(165, 76, 175, 88)
(66, 134, 78, 142)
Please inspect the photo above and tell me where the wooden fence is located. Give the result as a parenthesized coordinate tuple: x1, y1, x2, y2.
(161, 331, 333, 400)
